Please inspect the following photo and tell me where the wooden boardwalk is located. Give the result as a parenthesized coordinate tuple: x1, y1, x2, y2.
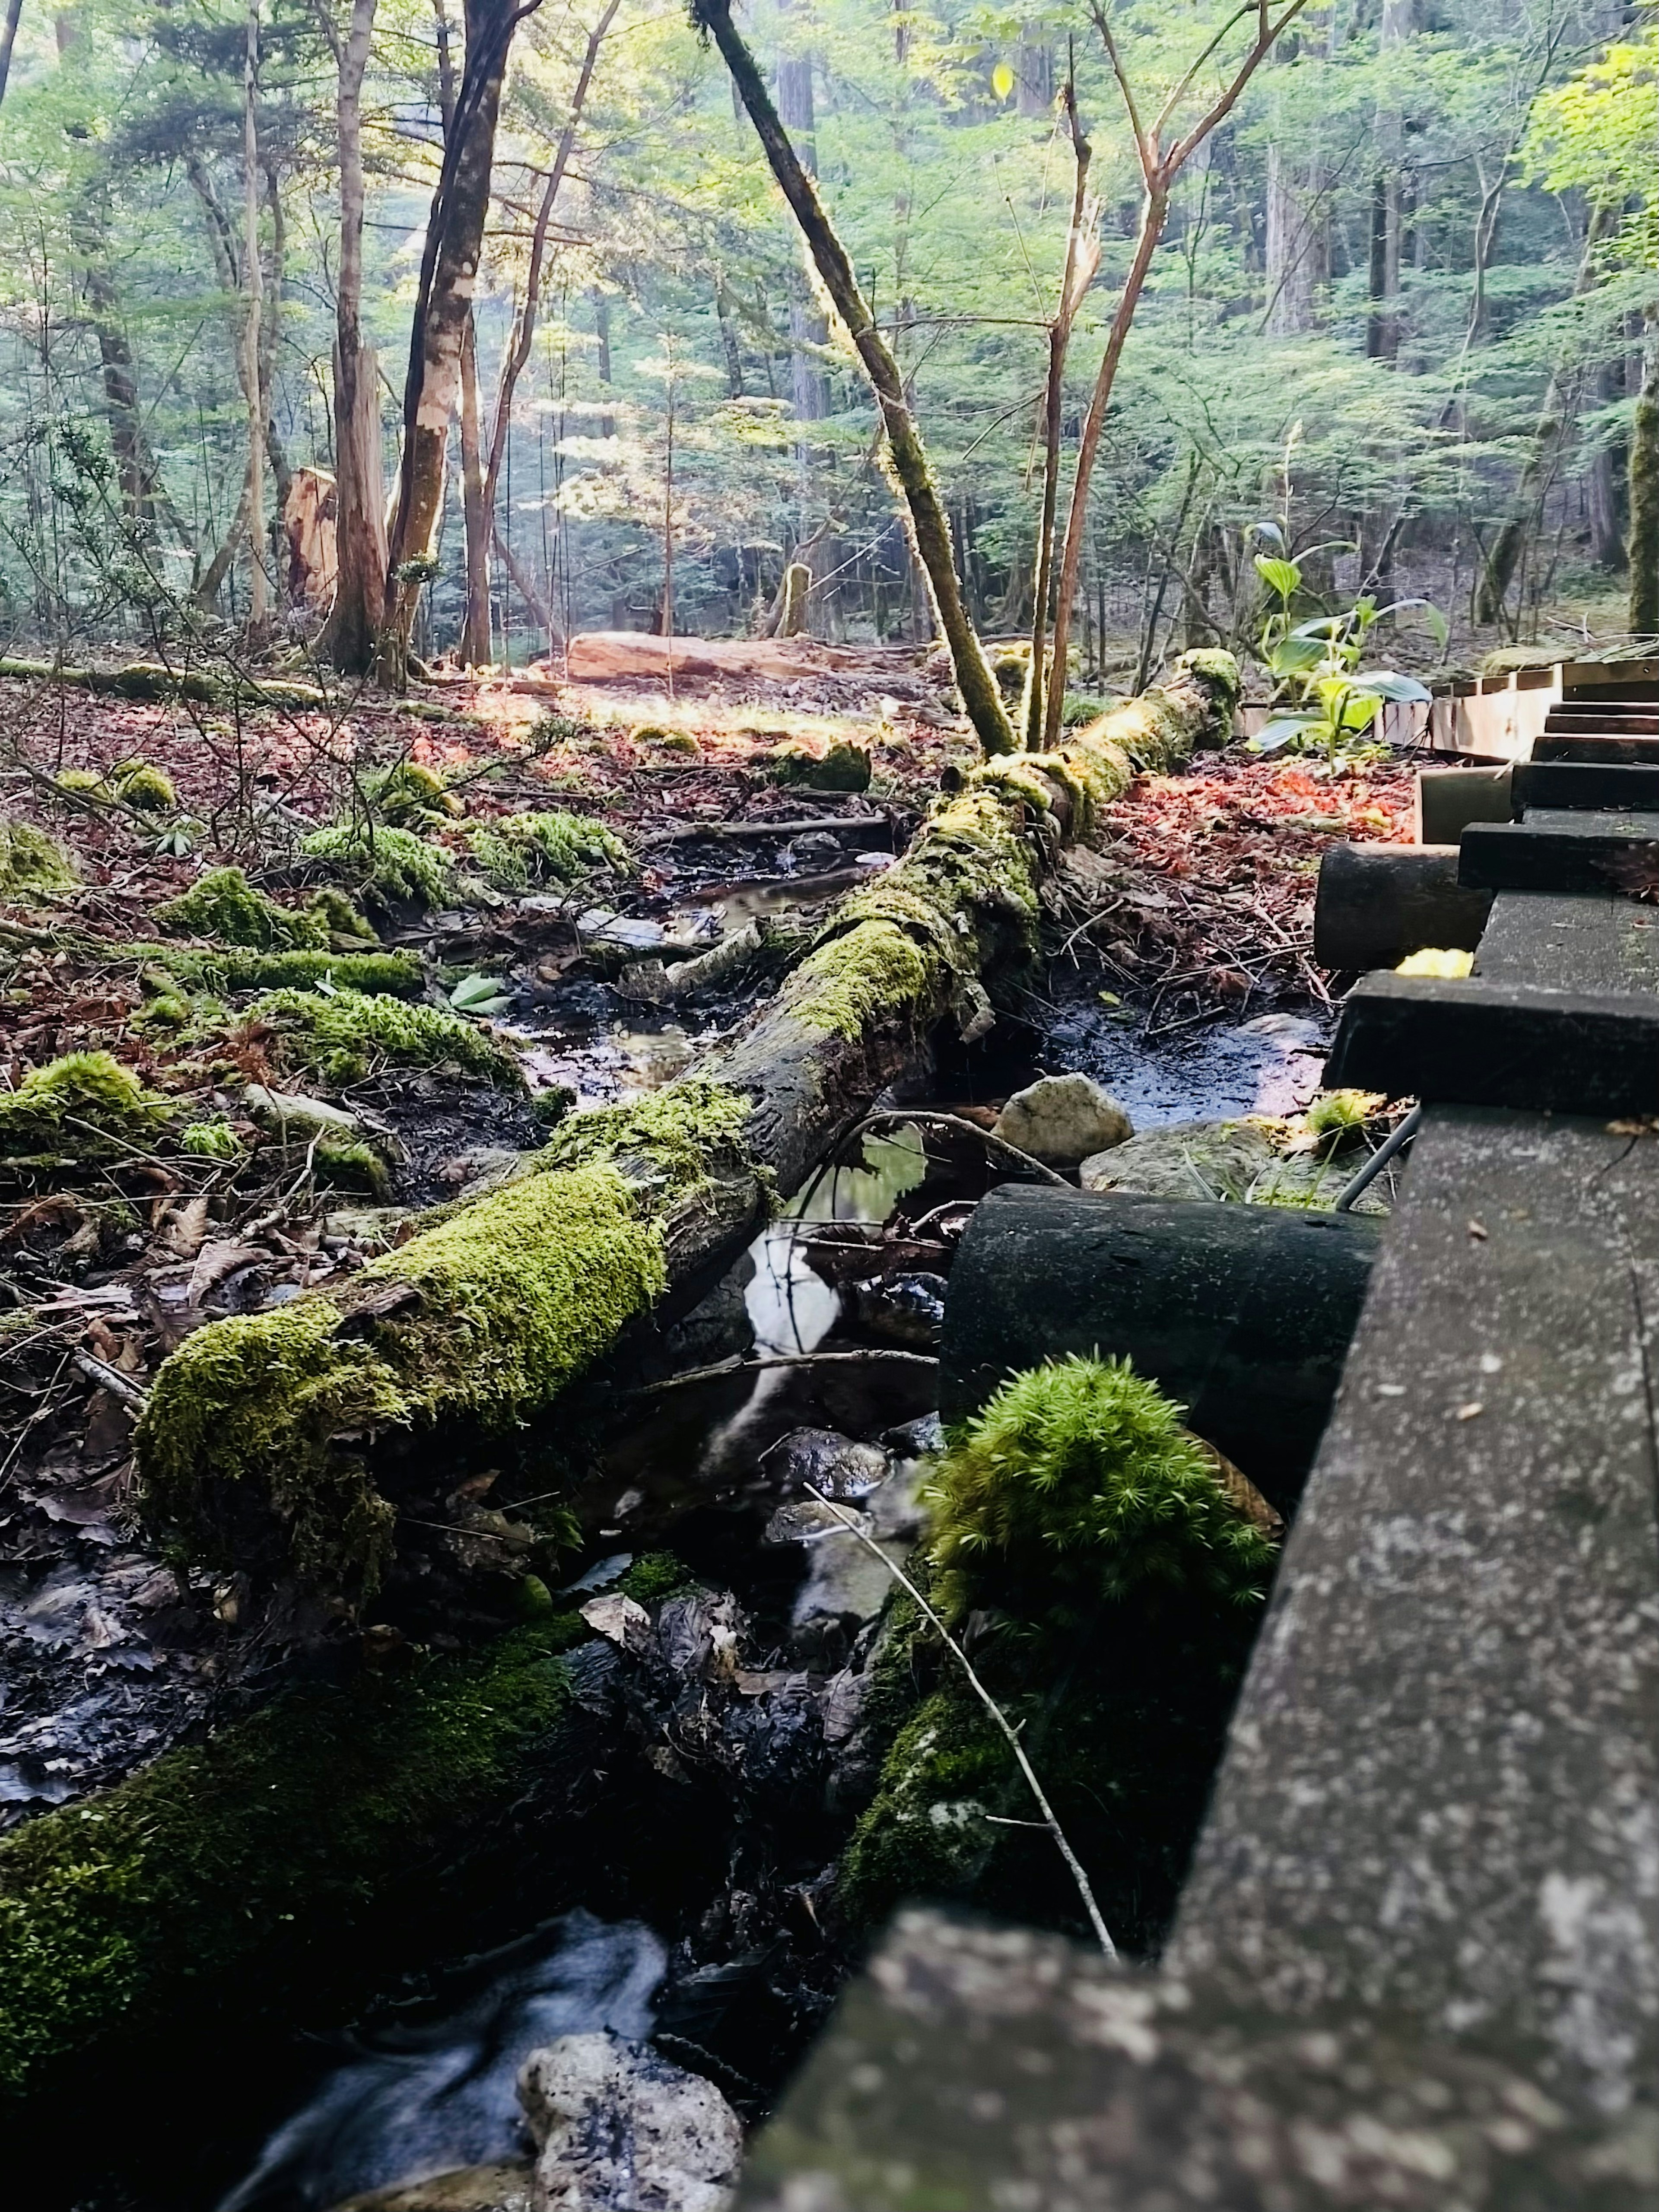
(737, 663, 1659, 2209)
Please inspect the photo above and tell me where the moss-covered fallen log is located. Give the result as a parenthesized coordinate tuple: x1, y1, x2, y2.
(135, 651, 1239, 1600)
(0, 1611, 597, 2109)
(0, 655, 474, 718)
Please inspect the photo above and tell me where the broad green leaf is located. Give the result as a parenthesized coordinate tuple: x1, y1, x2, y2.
(1356, 670, 1433, 703)
(1268, 636, 1324, 674)
(1253, 554, 1301, 601)
(1248, 714, 1318, 753)
(450, 973, 511, 1014)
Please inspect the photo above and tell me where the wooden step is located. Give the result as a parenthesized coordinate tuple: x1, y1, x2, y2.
(1325, 972, 1659, 1114)
(1543, 709, 1659, 734)
(1533, 731, 1659, 764)
(1510, 761, 1659, 812)
(1458, 810, 1659, 894)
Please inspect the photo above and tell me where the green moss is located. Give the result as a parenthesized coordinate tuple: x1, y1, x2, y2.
(156, 866, 330, 951)
(307, 885, 380, 946)
(301, 824, 456, 910)
(362, 760, 461, 826)
(0, 1617, 587, 2104)
(54, 767, 109, 801)
(617, 1551, 697, 1604)
(0, 1052, 170, 1164)
(137, 944, 422, 997)
(110, 758, 176, 814)
(1303, 1087, 1381, 1139)
(784, 920, 940, 1043)
(464, 810, 632, 893)
(763, 738, 872, 792)
(0, 818, 77, 898)
(314, 1134, 391, 1198)
(246, 987, 524, 1090)
(540, 1077, 753, 1186)
(180, 1120, 245, 1160)
(838, 1690, 1003, 1924)
(927, 1355, 1277, 1626)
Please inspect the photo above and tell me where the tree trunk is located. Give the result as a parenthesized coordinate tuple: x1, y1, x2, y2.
(697, 0, 1014, 754)
(185, 154, 291, 531)
(380, 0, 539, 686)
(320, 0, 386, 675)
(242, 0, 268, 629)
(458, 310, 492, 664)
(137, 651, 1239, 1597)
(1265, 141, 1321, 336)
(1365, 0, 1410, 362)
(0, 0, 24, 109)
(1632, 321, 1659, 638)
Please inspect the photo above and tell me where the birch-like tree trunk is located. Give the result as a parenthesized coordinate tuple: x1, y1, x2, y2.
(242, 0, 268, 628)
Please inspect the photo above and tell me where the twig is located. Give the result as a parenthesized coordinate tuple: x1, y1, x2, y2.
(629, 1348, 936, 1398)
(803, 1481, 1117, 1961)
(72, 1349, 151, 1411)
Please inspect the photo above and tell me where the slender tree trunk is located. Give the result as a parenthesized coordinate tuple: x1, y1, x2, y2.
(493, 521, 559, 646)
(1265, 141, 1322, 335)
(459, 310, 491, 663)
(380, 0, 537, 686)
(0, 0, 26, 111)
(185, 155, 290, 509)
(319, 0, 385, 672)
(696, 0, 1014, 754)
(1366, 0, 1410, 362)
(242, 0, 268, 628)
(715, 273, 745, 397)
(1631, 321, 1659, 637)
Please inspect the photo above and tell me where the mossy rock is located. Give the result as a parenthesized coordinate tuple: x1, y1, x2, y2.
(180, 1120, 245, 1160)
(362, 760, 464, 826)
(245, 987, 525, 1091)
(0, 818, 77, 899)
(0, 1052, 170, 1166)
(762, 739, 872, 793)
(0, 1616, 590, 2108)
(463, 810, 631, 895)
(302, 824, 456, 911)
(137, 944, 420, 998)
(109, 758, 176, 814)
(156, 866, 330, 952)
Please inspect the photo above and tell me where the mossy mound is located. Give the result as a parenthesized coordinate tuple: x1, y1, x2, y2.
(140, 944, 420, 997)
(463, 810, 631, 894)
(763, 739, 872, 793)
(0, 1052, 171, 1165)
(0, 1616, 588, 2107)
(110, 757, 176, 814)
(302, 824, 456, 910)
(839, 1355, 1278, 1953)
(137, 1083, 755, 1595)
(362, 760, 463, 826)
(156, 866, 330, 951)
(246, 987, 525, 1090)
(0, 818, 77, 899)
(180, 1120, 245, 1160)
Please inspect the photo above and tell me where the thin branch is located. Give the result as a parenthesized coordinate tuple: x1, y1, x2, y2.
(804, 1482, 1117, 1961)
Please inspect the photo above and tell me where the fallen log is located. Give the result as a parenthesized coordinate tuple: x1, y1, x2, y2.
(134, 650, 1240, 1601)
(564, 630, 929, 685)
(1313, 841, 1494, 970)
(939, 1184, 1381, 1513)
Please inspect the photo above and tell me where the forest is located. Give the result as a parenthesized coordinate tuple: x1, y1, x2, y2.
(0, 0, 1656, 2207)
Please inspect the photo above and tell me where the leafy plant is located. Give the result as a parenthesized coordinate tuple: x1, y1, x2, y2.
(1249, 548, 1443, 765)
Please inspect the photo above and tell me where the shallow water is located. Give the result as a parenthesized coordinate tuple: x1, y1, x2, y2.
(216, 1912, 664, 2212)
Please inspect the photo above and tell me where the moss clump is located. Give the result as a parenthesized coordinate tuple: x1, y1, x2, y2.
(839, 1355, 1278, 1950)
(362, 760, 462, 826)
(302, 824, 456, 910)
(139, 945, 421, 997)
(180, 1120, 245, 1160)
(156, 866, 330, 952)
(54, 767, 109, 800)
(540, 1076, 753, 1185)
(1303, 1088, 1385, 1140)
(763, 738, 872, 792)
(0, 1052, 170, 1164)
(0, 1617, 586, 2104)
(307, 885, 380, 946)
(110, 758, 176, 814)
(927, 1355, 1277, 1625)
(464, 810, 632, 893)
(783, 919, 939, 1044)
(0, 819, 77, 899)
(313, 1134, 391, 1198)
(617, 1551, 697, 1604)
(247, 987, 524, 1090)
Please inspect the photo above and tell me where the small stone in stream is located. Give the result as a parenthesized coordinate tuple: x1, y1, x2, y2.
(324, 2159, 536, 2212)
(758, 1428, 888, 1500)
(883, 1412, 944, 1457)
(849, 1271, 946, 1347)
(993, 1073, 1132, 1169)
(575, 911, 665, 954)
(763, 1497, 873, 1546)
(246, 1084, 359, 1135)
(785, 831, 844, 874)
(518, 2030, 743, 2212)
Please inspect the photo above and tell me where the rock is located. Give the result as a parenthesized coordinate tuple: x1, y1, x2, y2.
(849, 1271, 946, 1348)
(785, 831, 845, 873)
(517, 2031, 743, 2212)
(1079, 1118, 1336, 1205)
(883, 1411, 943, 1457)
(758, 1428, 889, 1500)
(993, 1074, 1132, 1169)
(327, 2162, 536, 2212)
(246, 1084, 360, 1135)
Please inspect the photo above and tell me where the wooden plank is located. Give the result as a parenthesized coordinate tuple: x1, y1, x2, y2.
(1458, 810, 1659, 893)
(1474, 888, 1659, 995)
(1511, 760, 1659, 812)
(1534, 731, 1659, 764)
(1323, 970, 1659, 1112)
(1313, 841, 1491, 968)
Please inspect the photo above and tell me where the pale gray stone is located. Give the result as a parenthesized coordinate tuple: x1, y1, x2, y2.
(993, 1073, 1131, 1169)
(518, 2031, 743, 2212)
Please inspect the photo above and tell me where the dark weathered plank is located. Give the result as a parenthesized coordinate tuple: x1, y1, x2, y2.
(1172, 1107, 1659, 2117)
(1512, 760, 1659, 812)
(1475, 888, 1659, 995)
(1459, 810, 1659, 893)
(1323, 970, 1659, 1112)
(1534, 731, 1659, 763)
(1313, 840, 1492, 969)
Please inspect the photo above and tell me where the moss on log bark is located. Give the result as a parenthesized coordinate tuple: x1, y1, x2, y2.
(134, 652, 1239, 1600)
(0, 1613, 598, 2110)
